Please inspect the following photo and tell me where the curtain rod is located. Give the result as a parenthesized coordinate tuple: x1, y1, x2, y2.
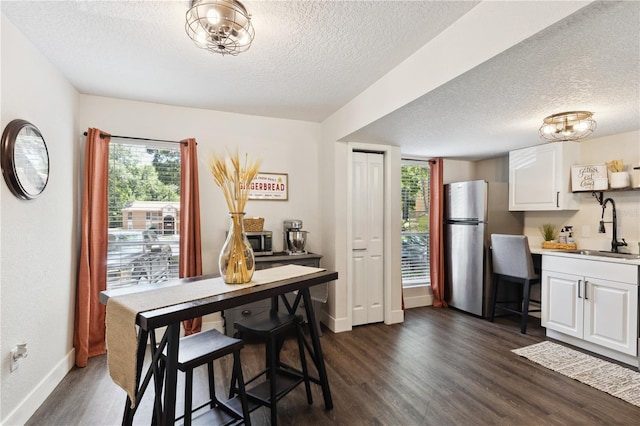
(83, 132, 186, 145)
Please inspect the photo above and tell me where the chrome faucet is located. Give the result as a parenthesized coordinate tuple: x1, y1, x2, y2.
(599, 197, 627, 253)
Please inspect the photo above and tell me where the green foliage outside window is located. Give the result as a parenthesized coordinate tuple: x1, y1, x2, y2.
(150, 148, 181, 189)
(108, 144, 180, 228)
(401, 164, 429, 232)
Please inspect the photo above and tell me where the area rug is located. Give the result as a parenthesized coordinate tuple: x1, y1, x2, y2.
(512, 341, 640, 407)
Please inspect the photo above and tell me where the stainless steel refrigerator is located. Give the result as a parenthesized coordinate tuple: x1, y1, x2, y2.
(443, 180, 523, 317)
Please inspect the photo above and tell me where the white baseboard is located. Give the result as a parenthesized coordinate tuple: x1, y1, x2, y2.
(321, 311, 352, 333)
(3, 349, 75, 426)
(403, 293, 433, 309)
(403, 284, 433, 309)
(386, 308, 405, 325)
(3, 317, 225, 426)
(321, 309, 404, 331)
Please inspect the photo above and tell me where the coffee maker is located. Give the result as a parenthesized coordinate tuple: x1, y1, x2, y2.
(283, 219, 308, 255)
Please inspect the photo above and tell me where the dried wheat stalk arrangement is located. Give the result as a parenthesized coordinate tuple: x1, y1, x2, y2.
(208, 149, 261, 283)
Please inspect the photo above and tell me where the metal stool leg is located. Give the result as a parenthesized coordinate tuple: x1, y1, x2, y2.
(233, 350, 251, 425)
(207, 361, 216, 409)
(296, 323, 313, 405)
(521, 278, 532, 334)
(184, 370, 193, 426)
(489, 274, 499, 322)
(268, 338, 278, 425)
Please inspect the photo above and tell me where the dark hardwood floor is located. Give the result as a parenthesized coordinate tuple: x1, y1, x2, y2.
(27, 307, 640, 425)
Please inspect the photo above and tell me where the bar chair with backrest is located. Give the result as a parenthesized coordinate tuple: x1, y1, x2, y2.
(489, 234, 541, 334)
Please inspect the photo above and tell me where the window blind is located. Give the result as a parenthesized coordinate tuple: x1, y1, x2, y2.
(107, 141, 181, 289)
(401, 162, 430, 287)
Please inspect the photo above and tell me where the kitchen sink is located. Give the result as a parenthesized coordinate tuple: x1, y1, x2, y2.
(565, 250, 640, 260)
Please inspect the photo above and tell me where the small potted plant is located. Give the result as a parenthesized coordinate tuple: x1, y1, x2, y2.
(540, 223, 558, 248)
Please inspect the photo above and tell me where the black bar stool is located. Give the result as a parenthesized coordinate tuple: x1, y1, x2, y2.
(231, 310, 312, 425)
(489, 234, 541, 334)
(160, 329, 251, 425)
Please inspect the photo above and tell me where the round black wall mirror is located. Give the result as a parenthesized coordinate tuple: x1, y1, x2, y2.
(1, 119, 50, 200)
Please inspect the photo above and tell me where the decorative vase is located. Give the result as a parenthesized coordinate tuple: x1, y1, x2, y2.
(610, 171, 630, 189)
(219, 212, 255, 284)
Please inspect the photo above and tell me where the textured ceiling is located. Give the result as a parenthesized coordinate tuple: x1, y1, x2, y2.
(0, 0, 478, 122)
(346, 0, 640, 159)
(2, 1, 639, 160)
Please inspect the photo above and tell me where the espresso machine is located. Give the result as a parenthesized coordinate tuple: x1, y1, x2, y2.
(283, 219, 308, 255)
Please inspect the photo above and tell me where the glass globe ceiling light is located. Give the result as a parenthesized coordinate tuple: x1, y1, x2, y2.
(539, 111, 596, 142)
(185, 0, 255, 56)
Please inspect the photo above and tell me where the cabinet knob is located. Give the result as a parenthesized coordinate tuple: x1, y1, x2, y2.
(241, 310, 252, 317)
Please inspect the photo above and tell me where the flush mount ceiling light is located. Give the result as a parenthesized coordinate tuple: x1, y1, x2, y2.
(185, 0, 255, 56)
(539, 111, 597, 142)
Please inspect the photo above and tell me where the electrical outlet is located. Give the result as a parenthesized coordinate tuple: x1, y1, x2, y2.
(10, 348, 20, 372)
(10, 342, 28, 372)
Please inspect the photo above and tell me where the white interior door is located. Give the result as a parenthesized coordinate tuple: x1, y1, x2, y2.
(352, 152, 384, 326)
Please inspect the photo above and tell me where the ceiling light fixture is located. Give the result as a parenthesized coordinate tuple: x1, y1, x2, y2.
(539, 111, 596, 142)
(185, 0, 255, 56)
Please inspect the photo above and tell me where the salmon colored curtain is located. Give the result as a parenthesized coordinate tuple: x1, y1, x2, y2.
(179, 138, 203, 335)
(429, 158, 447, 308)
(74, 128, 110, 367)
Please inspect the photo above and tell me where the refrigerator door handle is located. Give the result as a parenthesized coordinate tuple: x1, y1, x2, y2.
(446, 220, 482, 225)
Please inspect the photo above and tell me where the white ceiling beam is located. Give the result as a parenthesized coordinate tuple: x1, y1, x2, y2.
(322, 0, 593, 143)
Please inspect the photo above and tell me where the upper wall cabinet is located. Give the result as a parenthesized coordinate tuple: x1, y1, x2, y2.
(509, 142, 580, 211)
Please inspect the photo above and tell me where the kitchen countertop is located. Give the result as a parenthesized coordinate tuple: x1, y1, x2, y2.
(531, 247, 640, 266)
(255, 252, 322, 262)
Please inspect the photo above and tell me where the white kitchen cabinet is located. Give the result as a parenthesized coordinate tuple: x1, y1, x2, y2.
(509, 142, 580, 211)
(542, 255, 638, 357)
(542, 270, 582, 337)
(584, 277, 637, 354)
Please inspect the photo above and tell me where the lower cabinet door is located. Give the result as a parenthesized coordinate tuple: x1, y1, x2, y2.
(542, 270, 582, 338)
(584, 277, 638, 356)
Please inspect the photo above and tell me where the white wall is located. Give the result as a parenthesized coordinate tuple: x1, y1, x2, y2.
(318, 3, 587, 328)
(1, 17, 322, 424)
(523, 131, 640, 252)
(475, 156, 509, 183)
(1, 15, 79, 425)
(77, 96, 322, 334)
(78, 96, 322, 268)
(443, 159, 475, 184)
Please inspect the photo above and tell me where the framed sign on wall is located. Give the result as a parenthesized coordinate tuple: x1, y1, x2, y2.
(571, 164, 607, 191)
(248, 172, 288, 200)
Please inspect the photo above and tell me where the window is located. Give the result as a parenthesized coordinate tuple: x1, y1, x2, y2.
(107, 141, 181, 290)
(401, 160, 430, 287)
